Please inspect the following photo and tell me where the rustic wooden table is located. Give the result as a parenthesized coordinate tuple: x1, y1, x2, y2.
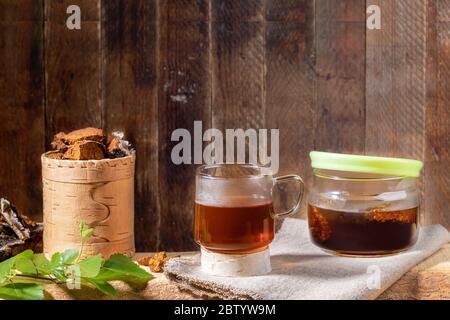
(43, 244, 450, 300)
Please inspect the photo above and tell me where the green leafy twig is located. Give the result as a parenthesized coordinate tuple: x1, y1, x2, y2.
(0, 221, 153, 300)
(76, 220, 94, 263)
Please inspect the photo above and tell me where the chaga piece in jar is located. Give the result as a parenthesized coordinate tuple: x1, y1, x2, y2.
(308, 205, 418, 256)
(48, 128, 134, 160)
(45, 150, 66, 160)
(63, 141, 105, 160)
(51, 127, 106, 149)
(308, 204, 331, 243)
(308, 152, 423, 257)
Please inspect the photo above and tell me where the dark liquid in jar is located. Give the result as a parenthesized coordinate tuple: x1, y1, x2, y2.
(308, 204, 418, 256)
(194, 200, 274, 254)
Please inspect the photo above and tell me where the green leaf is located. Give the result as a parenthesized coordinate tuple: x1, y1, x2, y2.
(61, 249, 79, 265)
(0, 283, 44, 300)
(15, 250, 34, 260)
(79, 220, 85, 231)
(50, 252, 62, 268)
(0, 249, 34, 277)
(86, 279, 117, 296)
(49, 252, 66, 282)
(94, 254, 153, 288)
(81, 228, 94, 238)
(77, 254, 103, 278)
(32, 254, 50, 274)
(0, 257, 15, 278)
(15, 258, 37, 275)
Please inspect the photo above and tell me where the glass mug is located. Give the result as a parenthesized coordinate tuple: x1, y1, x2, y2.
(194, 164, 304, 254)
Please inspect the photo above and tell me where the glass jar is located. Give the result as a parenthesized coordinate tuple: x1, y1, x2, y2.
(308, 152, 423, 257)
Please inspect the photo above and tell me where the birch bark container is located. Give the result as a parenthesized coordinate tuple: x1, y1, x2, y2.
(41, 153, 135, 258)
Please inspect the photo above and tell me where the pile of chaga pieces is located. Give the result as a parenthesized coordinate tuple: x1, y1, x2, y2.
(0, 198, 43, 262)
(47, 127, 133, 160)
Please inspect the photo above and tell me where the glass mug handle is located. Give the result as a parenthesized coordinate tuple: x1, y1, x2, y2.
(271, 175, 305, 218)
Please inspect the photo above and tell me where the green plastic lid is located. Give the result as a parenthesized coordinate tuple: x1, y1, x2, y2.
(310, 151, 424, 177)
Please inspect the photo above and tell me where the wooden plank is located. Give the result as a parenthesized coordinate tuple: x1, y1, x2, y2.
(45, 0, 102, 147)
(315, 0, 366, 153)
(158, 0, 211, 251)
(379, 243, 450, 299)
(366, 0, 428, 223)
(365, 0, 395, 156)
(210, 1, 267, 221)
(366, 0, 427, 159)
(0, 0, 44, 220)
(265, 0, 315, 217)
(211, 0, 265, 146)
(102, 0, 159, 251)
(424, 0, 450, 227)
(0, 0, 43, 21)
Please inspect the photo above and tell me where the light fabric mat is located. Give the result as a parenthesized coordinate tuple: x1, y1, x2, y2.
(165, 218, 450, 300)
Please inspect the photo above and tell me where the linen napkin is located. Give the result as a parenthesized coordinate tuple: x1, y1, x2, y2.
(165, 218, 450, 300)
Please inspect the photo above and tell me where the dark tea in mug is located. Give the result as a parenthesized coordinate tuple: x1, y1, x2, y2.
(194, 164, 303, 263)
(194, 197, 274, 254)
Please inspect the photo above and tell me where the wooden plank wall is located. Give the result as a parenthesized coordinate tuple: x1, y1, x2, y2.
(425, 0, 450, 226)
(265, 0, 315, 216)
(316, 0, 366, 154)
(45, 0, 102, 141)
(365, 0, 449, 227)
(157, 0, 211, 251)
(0, 0, 44, 220)
(0, 0, 448, 251)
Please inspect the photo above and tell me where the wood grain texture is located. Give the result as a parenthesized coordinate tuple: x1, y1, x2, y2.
(158, 0, 211, 251)
(314, 0, 366, 154)
(45, 0, 102, 146)
(0, 0, 44, 220)
(366, 0, 427, 159)
(424, 0, 450, 227)
(366, 0, 429, 223)
(211, 1, 270, 219)
(379, 244, 450, 299)
(102, 0, 159, 251)
(211, 0, 265, 137)
(365, 0, 395, 155)
(0, 0, 448, 251)
(387, 0, 426, 160)
(265, 0, 315, 217)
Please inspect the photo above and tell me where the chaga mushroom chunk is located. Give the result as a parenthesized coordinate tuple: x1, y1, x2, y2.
(51, 127, 106, 150)
(106, 131, 133, 159)
(64, 141, 105, 160)
(64, 127, 106, 145)
(46, 151, 66, 160)
(49, 128, 133, 160)
(51, 132, 68, 150)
